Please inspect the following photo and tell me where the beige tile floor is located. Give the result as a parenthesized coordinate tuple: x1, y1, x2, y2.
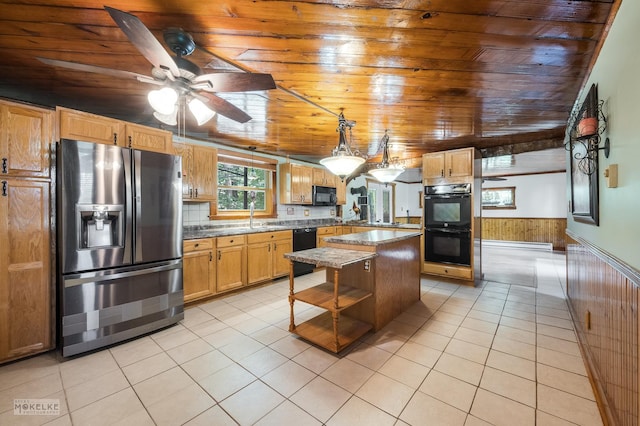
(0, 248, 604, 425)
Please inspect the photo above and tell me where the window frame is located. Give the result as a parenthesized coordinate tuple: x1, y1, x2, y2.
(210, 150, 277, 220)
(482, 186, 516, 210)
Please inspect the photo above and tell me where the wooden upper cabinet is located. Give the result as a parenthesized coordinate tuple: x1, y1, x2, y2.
(336, 178, 347, 205)
(0, 179, 52, 362)
(423, 148, 473, 184)
(279, 163, 312, 204)
(191, 145, 217, 201)
(0, 100, 53, 178)
(58, 107, 124, 146)
(312, 167, 335, 187)
(124, 123, 172, 154)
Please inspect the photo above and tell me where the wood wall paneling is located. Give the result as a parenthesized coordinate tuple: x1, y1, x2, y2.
(566, 234, 639, 426)
(481, 217, 567, 250)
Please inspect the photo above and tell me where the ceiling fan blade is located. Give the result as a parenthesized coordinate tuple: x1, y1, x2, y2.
(37, 57, 154, 82)
(193, 73, 276, 92)
(196, 92, 252, 123)
(104, 6, 180, 78)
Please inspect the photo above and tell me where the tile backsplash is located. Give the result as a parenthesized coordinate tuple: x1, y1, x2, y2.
(182, 202, 338, 227)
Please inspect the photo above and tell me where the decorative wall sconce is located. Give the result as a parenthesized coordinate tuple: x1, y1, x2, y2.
(566, 83, 610, 175)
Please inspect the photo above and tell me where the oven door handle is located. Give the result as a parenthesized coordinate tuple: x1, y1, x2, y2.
(426, 228, 470, 234)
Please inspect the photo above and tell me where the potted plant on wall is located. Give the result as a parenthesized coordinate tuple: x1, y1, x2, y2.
(578, 116, 598, 137)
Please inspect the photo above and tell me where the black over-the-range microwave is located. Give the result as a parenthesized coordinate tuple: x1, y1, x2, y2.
(312, 185, 337, 206)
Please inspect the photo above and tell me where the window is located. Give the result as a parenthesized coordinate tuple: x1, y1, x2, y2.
(213, 150, 276, 219)
(482, 186, 516, 209)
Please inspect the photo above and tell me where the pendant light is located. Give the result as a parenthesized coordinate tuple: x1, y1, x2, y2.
(320, 112, 365, 181)
(368, 130, 405, 184)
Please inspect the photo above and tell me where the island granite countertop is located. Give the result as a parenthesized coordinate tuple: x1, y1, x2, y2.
(283, 247, 377, 269)
(323, 229, 422, 247)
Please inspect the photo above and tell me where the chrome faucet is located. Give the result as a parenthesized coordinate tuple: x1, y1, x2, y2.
(249, 190, 256, 228)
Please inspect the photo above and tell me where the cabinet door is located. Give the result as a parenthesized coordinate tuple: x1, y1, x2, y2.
(192, 146, 217, 201)
(272, 238, 292, 278)
(313, 168, 333, 186)
(422, 152, 446, 179)
(125, 123, 172, 154)
(296, 165, 313, 204)
(58, 107, 125, 146)
(336, 178, 346, 205)
(0, 102, 52, 178)
(447, 149, 473, 178)
(217, 246, 246, 292)
(0, 179, 51, 362)
(183, 249, 215, 302)
(247, 242, 272, 284)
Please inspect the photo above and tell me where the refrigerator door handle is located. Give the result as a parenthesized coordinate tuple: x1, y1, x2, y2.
(63, 261, 180, 288)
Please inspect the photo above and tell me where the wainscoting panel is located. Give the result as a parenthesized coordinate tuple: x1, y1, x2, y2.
(482, 217, 567, 250)
(566, 233, 639, 426)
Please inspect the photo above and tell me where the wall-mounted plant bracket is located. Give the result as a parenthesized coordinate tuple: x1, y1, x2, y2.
(566, 84, 610, 175)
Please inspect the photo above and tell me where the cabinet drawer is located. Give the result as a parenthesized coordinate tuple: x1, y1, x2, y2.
(217, 235, 247, 248)
(423, 262, 472, 280)
(317, 226, 336, 236)
(184, 238, 214, 252)
(247, 230, 292, 244)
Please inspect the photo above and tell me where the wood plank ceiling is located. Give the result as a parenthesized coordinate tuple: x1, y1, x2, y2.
(0, 0, 615, 167)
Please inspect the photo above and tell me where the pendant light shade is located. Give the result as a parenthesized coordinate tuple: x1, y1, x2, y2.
(320, 113, 365, 180)
(368, 130, 405, 183)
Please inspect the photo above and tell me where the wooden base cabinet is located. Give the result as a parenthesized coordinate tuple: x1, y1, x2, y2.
(247, 230, 292, 284)
(183, 239, 216, 303)
(0, 179, 52, 363)
(216, 235, 247, 292)
(317, 226, 337, 248)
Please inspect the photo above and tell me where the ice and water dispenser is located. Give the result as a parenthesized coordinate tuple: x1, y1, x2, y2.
(77, 204, 124, 249)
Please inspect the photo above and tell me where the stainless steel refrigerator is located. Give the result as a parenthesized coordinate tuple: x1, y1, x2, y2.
(58, 139, 183, 356)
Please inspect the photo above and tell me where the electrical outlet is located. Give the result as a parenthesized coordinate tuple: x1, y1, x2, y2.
(304, 209, 310, 216)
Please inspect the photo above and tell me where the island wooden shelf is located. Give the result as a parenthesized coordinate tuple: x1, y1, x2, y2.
(284, 247, 377, 353)
(292, 311, 372, 353)
(292, 282, 372, 311)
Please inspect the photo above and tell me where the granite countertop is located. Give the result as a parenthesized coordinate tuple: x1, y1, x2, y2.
(283, 247, 377, 268)
(324, 229, 422, 246)
(183, 221, 421, 240)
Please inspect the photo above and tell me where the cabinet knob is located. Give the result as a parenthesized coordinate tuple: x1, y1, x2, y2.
(1, 181, 7, 197)
(195, 188, 198, 197)
(230, 239, 234, 243)
(448, 168, 452, 176)
(210, 252, 212, 262)
(218, 250, 221, 260)
(1, 158, 7, 174)
(440, 169, 444, 177)
(128, 135, 132, 147)
(194, 243, 199, 247)
(113, 133, 118, 145)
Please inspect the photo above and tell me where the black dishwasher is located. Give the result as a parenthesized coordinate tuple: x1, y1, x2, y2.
(293, 227, 317, 276)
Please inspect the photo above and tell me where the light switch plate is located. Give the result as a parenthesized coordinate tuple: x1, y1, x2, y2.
(605, 164, 618, 188)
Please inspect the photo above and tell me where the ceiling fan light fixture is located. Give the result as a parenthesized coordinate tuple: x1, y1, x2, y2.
(320, 113, 365, 180)
(148, 87, 178, 115)
(188, 98, 216, 125)
(153, 107, 178, 125)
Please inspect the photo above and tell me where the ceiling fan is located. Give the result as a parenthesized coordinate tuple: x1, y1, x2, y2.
(37, 6, 276, 124)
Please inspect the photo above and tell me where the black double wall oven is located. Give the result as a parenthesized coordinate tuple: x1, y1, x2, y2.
(424, 184, 472, 266)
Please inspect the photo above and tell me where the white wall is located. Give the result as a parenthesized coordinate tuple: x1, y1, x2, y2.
(482, 173, 566, 218)
(567, 0, 640, 269)
(395, 182, 423, 218)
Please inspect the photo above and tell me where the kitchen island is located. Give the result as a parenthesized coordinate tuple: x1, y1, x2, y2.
(284, 230, 421, 352)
